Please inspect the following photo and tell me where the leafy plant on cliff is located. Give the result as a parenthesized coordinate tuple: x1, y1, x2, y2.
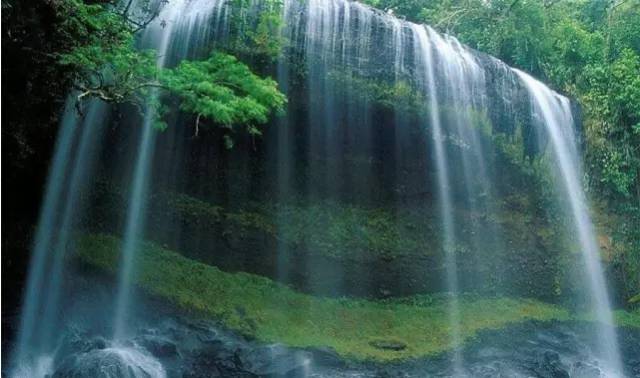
(227, 0, 285, 60)
(54, 0, 286, 138)
(327, 70, 427, 116)
(582, 48, 640, 197)
(162, 53, 286, 138)
(56, 0, 160, 106)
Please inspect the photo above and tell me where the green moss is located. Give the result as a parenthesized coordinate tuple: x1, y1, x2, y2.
(570, 310, 640, 330)
(76, 233, 578, 362)
(155, 191, 436, 260)
(327, 70, 426, 116)
(272, 202, 434, 259)
(592, 202, 640, 308)
(162, 192, 224, 221)
(155, 191, 273, 232)
(613, 309, 640, 328)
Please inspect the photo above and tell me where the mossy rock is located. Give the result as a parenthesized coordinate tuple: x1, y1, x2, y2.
(368, 339, 407, 351)
(75, 233, 638, 362)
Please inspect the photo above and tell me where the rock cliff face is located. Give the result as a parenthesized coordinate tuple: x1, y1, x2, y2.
(64, 0, 593, 303)
(2, 0, 603, 309)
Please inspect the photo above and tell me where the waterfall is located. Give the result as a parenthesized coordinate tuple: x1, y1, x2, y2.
(12, 99, 108, 377)
(515, 69, 623, 375)
(111, 0, 175, 342)
(11, 0, 624, 376)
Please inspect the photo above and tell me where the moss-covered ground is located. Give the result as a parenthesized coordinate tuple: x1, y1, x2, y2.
(75, 233, 640, 362)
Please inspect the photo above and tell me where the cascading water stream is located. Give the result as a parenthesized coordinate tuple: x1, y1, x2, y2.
(13, 100, 79, 367)
(111, 109, 157, 340)
(111, 26, 165, 342)
(112, 0, 222, 341)
(515, 69, 623, 375)
(276, 1, 294, 285)
(411, 24, 463, 373)
(37, 101, 109, 350)
(424, 27, 507, 291)
(12, 98, 108, 377)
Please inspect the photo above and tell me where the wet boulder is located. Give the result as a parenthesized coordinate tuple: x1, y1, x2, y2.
(534, 350, 570, 378)
(185, 342, 311, 377)
(236, 344, 312, 376)
(135, 334, 179, 359)
(570, 362, 601, 378)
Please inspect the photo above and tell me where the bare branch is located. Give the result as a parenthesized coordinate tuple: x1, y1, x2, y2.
(73, 81, 169, 116)
(194, 113, 201, 137)
(122, 0, 135, 18)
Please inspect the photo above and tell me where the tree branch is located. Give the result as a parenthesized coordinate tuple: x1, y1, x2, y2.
(194, 113, 202, 137)
(73, 81, 169, 115)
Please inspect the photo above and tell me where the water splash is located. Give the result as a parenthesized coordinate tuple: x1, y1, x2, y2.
(52, 344, 166, 378)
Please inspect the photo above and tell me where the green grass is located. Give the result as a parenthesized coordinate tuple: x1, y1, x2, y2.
(75, 233, 638, 362)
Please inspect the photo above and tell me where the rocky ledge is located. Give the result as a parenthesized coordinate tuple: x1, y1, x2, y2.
(18, 318, 639, 378)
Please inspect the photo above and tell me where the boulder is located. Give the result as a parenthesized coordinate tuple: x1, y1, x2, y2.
(135, 335, 178, 359)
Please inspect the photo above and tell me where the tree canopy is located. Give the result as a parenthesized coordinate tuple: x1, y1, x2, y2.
(54, 0, 286, 140)
(162, 53, 286, 139)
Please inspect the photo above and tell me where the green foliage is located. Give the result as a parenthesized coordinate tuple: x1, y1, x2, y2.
(162, 53, 286, 136)
(613, 309, 640, 328)
(227, 0, 285, 60)
(360, 0, 640, 202)
(582, 48, 640, 197)
(154, 192, 434, 260)
(76, 233, 582, 361)
(56, 0, 160, 106)
(272, 201, 434, 259)
(328, 70, 426, 115)
(595, 203, 640, 306)
(52, 0, 286, 138)
(544, 17, 605, 87)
